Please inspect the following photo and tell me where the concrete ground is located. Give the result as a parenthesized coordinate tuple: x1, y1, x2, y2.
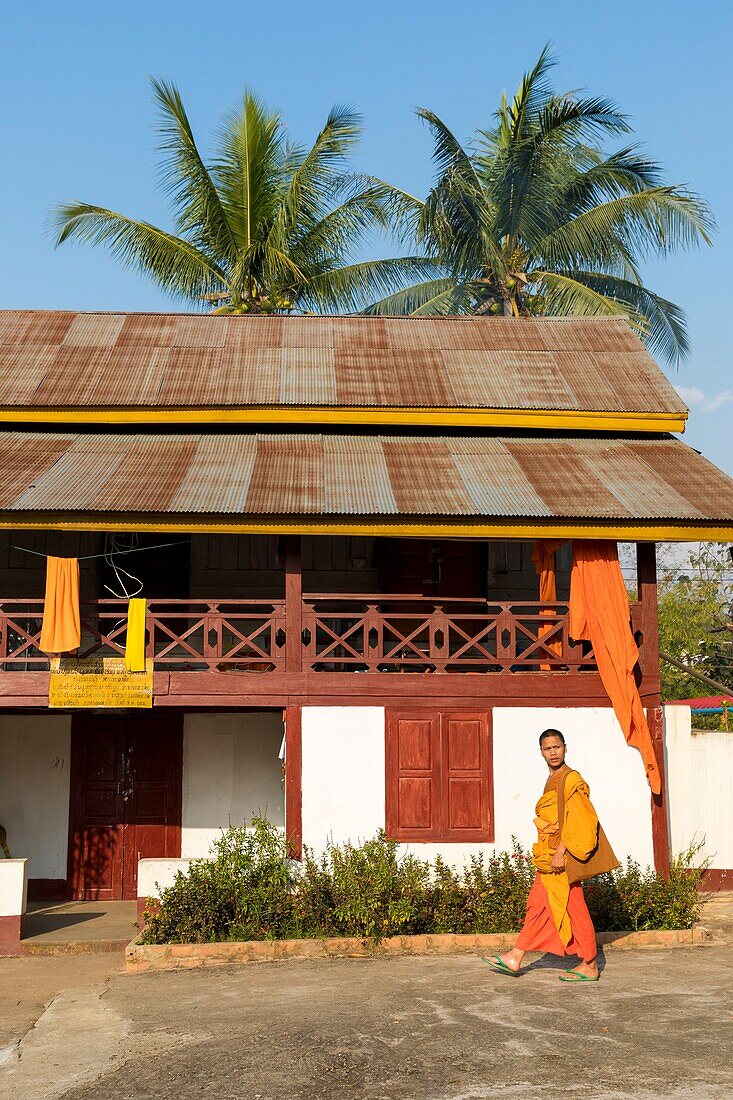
(22, 902, 138, 947)
(0, 945, 732, 1100)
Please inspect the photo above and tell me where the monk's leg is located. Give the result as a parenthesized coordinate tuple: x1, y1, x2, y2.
(495, 875, 552, 972)
(565, 884, 599, 977)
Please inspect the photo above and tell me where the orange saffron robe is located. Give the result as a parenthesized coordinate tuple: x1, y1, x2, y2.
(516, 767, 598, 962)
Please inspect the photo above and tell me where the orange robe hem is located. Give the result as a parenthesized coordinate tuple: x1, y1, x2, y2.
(516, 874, 597, 963)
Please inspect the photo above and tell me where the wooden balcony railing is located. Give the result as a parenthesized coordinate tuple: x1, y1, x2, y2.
(0, 595, 643, 674)
(0, 599, 286, 672)
(302, 595, 599, 673)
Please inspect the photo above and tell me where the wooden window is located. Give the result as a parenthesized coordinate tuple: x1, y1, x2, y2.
(385, 710, 493, 842)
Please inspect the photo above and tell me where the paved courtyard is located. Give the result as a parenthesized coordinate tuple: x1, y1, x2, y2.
(0, 946, 731, 1100)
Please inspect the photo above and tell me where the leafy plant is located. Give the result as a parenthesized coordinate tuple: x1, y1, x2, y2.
(373, 45, 713, 363)
(140, 821, 706, 945)
(52, 80, 432, 314)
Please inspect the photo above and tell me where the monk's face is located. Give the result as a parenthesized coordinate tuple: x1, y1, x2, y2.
(541, 735, 566, 769)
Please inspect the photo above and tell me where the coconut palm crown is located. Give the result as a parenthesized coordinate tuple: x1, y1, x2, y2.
(52, 79, 432, 314)
(370, 47, 714, 363)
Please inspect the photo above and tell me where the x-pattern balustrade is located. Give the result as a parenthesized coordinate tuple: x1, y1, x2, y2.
(0, 594, 629, 674)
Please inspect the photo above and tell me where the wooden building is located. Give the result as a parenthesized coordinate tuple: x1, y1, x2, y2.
(1, 310, 732, 909)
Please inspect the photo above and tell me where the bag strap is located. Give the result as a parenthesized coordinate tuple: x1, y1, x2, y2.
(556, 768, 581, 841)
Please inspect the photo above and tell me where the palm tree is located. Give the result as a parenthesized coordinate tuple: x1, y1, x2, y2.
(52, 79, 431, 314)
(369, 47, 714, 363)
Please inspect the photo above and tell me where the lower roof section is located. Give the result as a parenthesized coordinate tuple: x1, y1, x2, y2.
(1, 430, 733, 540)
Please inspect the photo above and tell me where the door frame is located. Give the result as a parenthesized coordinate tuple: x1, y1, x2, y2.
(67, 712, 183, 900)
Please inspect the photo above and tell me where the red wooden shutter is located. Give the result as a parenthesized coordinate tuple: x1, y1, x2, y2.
(441, 711, 492, 842)
(386, 712, 442, 840)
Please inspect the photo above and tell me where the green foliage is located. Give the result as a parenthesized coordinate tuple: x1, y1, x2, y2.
(52, 80, 433, 314)
(586, 846, 708, 931)
(141, 817, 297, 944)
(140, 821, 706, 945)
(656, 542, 733, 700)
(373, 45, 713, 363)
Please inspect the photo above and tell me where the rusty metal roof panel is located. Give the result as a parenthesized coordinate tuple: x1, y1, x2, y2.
(1, 431, 733, 522)
(441, 350, 579, 410)
(323, 436, 398, 514)
(0, 311, 688, 416)
(382, 440, 476, 515)
(0, 345, 58, 403)
(245, 438, 326, 513)
(448, 439, 553, 517)
(280, 349, 337, 404)
(0, 435, 74, 507)
(167, 436, 258, 513)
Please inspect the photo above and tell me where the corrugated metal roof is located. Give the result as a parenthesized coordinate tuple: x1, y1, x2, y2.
(2, 431, 731, 522)
(0, 311, 687, 415)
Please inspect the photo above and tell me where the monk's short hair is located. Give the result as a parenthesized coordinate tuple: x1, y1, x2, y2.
(539, 728, 566, 746)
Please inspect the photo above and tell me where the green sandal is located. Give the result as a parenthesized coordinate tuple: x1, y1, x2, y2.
(482, 954, 520, 976)
(559, 970, 600, 982)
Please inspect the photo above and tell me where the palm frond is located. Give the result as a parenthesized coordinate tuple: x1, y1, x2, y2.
(555, 270, 689, 363)
(213, 90, 286, 253)
(304, 257, 445, 313)
(537, 187, 714, 270)
(150, 77, 237, 260)
(50, 202, 227, 300)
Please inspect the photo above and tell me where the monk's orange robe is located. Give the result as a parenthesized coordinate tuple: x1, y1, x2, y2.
(531, 539, 565, 667)
(515, 767, 598, 962)
(39, 556, 81, 654)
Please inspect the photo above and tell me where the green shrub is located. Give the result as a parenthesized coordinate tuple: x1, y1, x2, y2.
(585, 846, 708, 931)
(141, 817, 298, 944)
(139, 821, 708, 945)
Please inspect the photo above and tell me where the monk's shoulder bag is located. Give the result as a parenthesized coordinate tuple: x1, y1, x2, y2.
(557, 770, 621, 884)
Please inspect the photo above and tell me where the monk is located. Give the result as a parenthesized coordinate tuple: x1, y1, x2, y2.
(487, 729, 601, 982)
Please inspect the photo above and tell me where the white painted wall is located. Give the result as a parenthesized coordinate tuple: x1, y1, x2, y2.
(300, 705, 654, 869)
(301, 707, 386, 853)
(0, 715, 71, 879)
(138, 857, 193, 900)
(182, 711, 284, 858)
(0, 860, 28, 916)
(665, 705, 733, 868)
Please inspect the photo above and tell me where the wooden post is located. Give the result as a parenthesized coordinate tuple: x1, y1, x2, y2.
(284, 704, 302, 859)
(636, 542, 670, 877)
(285, 536, 302, 674)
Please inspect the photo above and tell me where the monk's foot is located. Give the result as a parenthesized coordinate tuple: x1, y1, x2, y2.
(570, 960, 599, 979)
(497, 950, 523, 973)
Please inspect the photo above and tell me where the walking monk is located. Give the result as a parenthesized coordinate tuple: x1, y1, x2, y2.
(487, 729, 603, 982)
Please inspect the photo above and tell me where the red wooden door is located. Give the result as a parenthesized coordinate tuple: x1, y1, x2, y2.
(69, 714, 182, 900)
(122, 717, 183, 899)
(68, 716, 126, 900)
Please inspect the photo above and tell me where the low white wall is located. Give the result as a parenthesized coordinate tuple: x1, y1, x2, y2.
(138, 858, 193, 900)
(182, 711, 284, 858)
(0, 860, 28, 917)
(0, 715, 71, 879)
(301, 705, 654, 868)
(665, 704, 733, 868)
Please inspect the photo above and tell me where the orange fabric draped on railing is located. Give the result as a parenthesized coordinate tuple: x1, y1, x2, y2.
(568, 540, 661, 794)
(531, 539, 565, 667)
(39, 557, 81, 654)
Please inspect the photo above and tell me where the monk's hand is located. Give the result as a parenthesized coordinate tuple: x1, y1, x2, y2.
(551, 844, 566, 874)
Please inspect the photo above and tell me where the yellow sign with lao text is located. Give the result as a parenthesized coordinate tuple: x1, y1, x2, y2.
(49, 657, 153, 709)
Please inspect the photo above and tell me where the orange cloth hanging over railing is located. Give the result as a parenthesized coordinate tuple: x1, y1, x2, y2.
(568, 540, 661, 794)
(39, 557, 81, 654)
(531, 539, 565, 666)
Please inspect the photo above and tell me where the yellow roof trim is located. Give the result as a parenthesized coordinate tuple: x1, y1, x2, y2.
(0, 405, 687, 433)
(0, 514, 728, 542)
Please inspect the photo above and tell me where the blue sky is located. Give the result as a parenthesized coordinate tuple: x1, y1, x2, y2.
(1, 1, 731, 472)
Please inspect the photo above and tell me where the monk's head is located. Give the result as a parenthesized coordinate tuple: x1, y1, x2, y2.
(539, 728, 566, 769)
